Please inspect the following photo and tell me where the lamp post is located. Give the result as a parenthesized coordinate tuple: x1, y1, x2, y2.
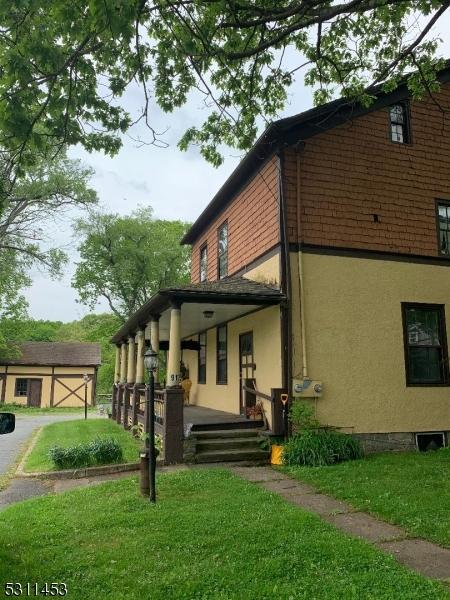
(82, 373, 90, 420)
(144, 347, 158, 503)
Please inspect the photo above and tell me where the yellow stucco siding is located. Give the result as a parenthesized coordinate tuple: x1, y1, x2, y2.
(294, 252, 450, 433)
(1, 366, 96, 407)
(182, 306, 282, 427)
(243, 252, 281, 287)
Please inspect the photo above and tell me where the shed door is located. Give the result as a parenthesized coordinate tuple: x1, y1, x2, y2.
(27, 379, 42, 408)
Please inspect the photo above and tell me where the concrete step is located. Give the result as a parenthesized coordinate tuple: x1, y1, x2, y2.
(195, 448, 270, 464)
(195, 428, 263, 440)
(197, 437, 261, 452)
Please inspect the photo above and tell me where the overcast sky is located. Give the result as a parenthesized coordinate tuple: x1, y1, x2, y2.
(24, 16, 450, 322)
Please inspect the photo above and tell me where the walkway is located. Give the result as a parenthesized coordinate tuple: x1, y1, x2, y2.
(231, 465, 450, 583)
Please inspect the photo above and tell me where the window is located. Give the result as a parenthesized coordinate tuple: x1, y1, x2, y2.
(198, 332, 207, 384)
(402, 303, 449, 385)
(199, 244, 208, 282)
(437, 202, 450, 256)
(216, 325, 227, 384)
(217, 222, 228, 279)
(389, 103, 410, 144)
(15, 378, 28, 397)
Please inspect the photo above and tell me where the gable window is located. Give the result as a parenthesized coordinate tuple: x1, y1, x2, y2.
(199, 244, 208, 282)
(437, 202, 450, 256)
(216, 325, 227, 384)
(217, 222, 228, 279)
(198, 332, 207, 384)
(15, 378, 28, 397)
(389, 103, 410, 144)
(402, 303, 449, 385)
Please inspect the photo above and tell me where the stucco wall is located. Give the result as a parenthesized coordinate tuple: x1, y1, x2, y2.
(294, 252, 450, 433)
(1, 366, 95, 407)
(182, 306, 282, 426)
(242, 251, 281, 287)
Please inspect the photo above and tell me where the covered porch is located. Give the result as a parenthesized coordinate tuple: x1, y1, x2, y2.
(110, 278, 287, 463)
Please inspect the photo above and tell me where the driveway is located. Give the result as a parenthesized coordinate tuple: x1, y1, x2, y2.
(0, 413, 98, 475)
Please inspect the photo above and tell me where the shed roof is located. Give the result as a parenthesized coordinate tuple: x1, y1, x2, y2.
(3, 342, 102, 367)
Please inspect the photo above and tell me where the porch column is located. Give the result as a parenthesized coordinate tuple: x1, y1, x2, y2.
(127, 334, 136, 384)
(120, 342, 127, 383)
(135, 328, 145, 385)
(150, 315, 160, 384)
(167, 302, 182, 387)
(114, 345, 121, 384)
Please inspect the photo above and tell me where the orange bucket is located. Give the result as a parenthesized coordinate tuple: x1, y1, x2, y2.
(270, 445, 283, 465)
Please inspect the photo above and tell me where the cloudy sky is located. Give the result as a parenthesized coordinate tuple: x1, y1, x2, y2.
(24, 16, 450, 322)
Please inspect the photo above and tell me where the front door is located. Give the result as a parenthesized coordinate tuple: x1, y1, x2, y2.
(27, 379, 42, 408)
(239, 332, 255, 415)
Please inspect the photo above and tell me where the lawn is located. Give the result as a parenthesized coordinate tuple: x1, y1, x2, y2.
(0, 469, 448, 599)
(284, 448, 450, 548)
(0, 403, 98, 415)
(24, 419, 141, 472)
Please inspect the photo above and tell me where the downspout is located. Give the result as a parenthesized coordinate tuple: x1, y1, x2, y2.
(277, 150, 293, 429)
(296, 145, 308, 379)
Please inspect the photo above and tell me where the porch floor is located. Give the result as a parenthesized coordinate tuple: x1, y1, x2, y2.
(184, 405, 263, 429)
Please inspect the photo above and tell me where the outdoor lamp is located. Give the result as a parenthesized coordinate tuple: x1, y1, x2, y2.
(144, 347, 158, 372)
(82, 373, 90, 420)
(82, 373, 90, 384)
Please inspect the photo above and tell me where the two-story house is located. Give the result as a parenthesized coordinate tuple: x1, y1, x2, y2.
(112, 63, 450, 457)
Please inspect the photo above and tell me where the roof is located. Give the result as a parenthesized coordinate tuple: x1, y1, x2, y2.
(181, 62, 450, 246)
(3, 342, 102, 367)
(111, 277, 284, 343)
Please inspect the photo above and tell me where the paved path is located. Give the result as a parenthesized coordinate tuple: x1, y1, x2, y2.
(0, 413, 100, 475)
(231, 465, 450, 583)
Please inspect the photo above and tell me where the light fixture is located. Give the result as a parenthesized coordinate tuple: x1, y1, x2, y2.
(203, 310, 214, 319)
(82, 373, 90, 384)
(144, 347, 159, 372)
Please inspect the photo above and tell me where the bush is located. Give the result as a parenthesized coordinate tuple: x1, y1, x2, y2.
(289, 400, 320, 432)
(49, 437, 123, 470)
(282, 431, 363, 467)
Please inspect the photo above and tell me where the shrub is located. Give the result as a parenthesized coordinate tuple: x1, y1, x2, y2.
(282, 431, 363, 467)
(289, 400, 320, 432)
(49, 437, 123, 470)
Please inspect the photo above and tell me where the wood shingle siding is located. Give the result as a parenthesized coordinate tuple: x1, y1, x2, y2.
(190, 157, 280, 283)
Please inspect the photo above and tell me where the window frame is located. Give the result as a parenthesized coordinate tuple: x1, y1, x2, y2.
(217, 221, 228, 280)
(216, 324, 228, 385)
(199, 243, 208, 282)
(435, 199, 450, 258)
(389, 101, 412, 145)
(198, 331, 207, 384)
(401, 302, 450, 387)
(15, 378, 28, 397)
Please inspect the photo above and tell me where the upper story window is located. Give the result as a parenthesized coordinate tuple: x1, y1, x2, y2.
(217, 222, 228, 279)
(437, 202, 450, 256)
(402, 303, 449, 386)
(15, 378, 28, 397)
(389, 102, 411, 144)
(199, 244, 208, 282)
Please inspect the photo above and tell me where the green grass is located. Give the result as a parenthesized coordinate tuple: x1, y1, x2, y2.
(284, 448, 450, 548)
(24, 419, 141, 472)
(0, 469, 448, 599)
(0, 403, 98, 415)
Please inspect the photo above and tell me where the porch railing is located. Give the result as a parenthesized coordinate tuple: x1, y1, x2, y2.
(242, 381, 287, 436)
(112, 383, 184, 464)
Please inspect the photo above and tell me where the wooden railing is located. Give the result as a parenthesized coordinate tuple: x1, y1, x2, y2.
(241, 381, 287, 436)
(112, 383, 184, 463)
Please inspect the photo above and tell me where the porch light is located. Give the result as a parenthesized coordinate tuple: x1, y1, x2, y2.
(144, 347, 159, 373)
(203, 310, 214, 319)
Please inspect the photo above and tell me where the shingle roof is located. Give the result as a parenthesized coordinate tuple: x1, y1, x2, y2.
(163, 277, 281, 297)
(3, 342, 102, 366)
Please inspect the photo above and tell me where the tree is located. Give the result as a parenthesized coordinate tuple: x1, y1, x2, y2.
(72, 207, 191, 320)
(0, 1, 448, 167)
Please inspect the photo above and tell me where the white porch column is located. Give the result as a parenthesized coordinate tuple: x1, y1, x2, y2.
(126, 334, 136, 384)
(135, 328, 145, 384)
(167, 303, 181, 387)
(114, 345, 121, 384)
(120, 341, 128, 384)
(150, 315, 160, 383)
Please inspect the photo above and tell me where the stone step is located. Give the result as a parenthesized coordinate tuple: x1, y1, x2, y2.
(197, 437, 261, 452)
(195, 448, 270, 464)
(194, 428, 263, 440)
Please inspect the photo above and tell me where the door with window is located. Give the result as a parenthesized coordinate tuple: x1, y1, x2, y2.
(239, 332, 255, 414)
(27, 379, 42, 408)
